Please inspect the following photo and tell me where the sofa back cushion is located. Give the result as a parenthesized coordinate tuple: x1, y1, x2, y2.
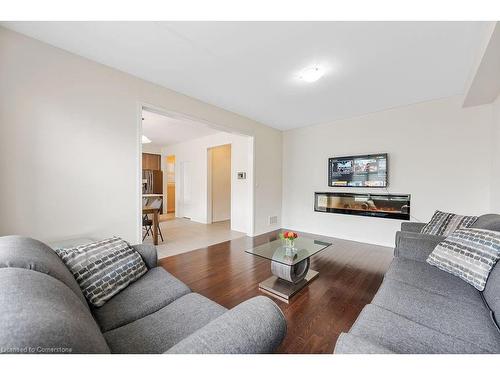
(0, 235, 88, 306)
(472, 214, 500, 232)
(471, 215, 500, 325)
(0, 267, 109, 353)
(483, 260, 500, 327)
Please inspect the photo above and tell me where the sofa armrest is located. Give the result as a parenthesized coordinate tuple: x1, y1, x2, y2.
(394, 231, 445, 262)
(400, 222, 426, 233)
(131, 244, 158, 269)
(334, 333, 395, 354)
(166, 296, 287, 354)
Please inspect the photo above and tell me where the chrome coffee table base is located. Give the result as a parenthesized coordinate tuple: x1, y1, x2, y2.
(259, 262, 319, 303)
(246, 237, 331, 303)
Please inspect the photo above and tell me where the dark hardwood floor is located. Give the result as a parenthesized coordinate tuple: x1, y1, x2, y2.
(159, 229, 393, 354)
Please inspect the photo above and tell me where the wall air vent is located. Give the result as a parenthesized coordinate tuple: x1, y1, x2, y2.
(269, 216, 278, 225)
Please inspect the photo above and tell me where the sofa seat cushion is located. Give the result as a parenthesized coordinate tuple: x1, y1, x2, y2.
(92, 267, 191, 332)
(334, 332, 395, 354)
(386, 258, 483, 305)
(349, 304, 491, 353)
(104, 292, 227, 353)
(371, 278, 500, 353)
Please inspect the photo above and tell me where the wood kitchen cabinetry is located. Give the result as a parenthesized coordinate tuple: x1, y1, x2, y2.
(142, 153, 161, 170)
(142, 153, 166, 214)
(142, 153, 163, 195)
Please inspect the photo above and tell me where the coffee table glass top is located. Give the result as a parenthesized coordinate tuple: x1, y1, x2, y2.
(245, 237, 332, 266)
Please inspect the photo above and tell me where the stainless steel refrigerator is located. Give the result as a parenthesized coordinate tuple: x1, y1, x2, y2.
(142, 169, 163, 194)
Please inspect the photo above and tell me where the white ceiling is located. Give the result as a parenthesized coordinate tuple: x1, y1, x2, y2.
(142, 109, 219, 147)
(1, 21, 488, 130)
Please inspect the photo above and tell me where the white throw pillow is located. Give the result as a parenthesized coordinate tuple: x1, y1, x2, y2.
(427, 228, 500, 291)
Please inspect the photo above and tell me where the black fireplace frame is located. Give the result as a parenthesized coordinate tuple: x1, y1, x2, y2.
(314, 192, 411, 220)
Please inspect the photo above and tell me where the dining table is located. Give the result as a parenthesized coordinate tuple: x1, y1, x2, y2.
(142, 206, 160, 245)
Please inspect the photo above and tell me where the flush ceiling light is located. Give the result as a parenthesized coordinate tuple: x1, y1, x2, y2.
(142, 135, 152, 144)
(299, 66, 324, 83)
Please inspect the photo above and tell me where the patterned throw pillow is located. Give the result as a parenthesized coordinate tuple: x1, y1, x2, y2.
(421, 210, 478, 236)
(55, 237, 147, 307)
(427, 228, 500, 291)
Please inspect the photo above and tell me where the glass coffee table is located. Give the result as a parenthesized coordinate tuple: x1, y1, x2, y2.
(246, 237, 332, 303)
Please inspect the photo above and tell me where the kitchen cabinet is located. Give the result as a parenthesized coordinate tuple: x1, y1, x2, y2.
(142, 153, 161, 170)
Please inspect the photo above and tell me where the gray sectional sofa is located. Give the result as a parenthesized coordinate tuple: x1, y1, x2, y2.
(0, 236, 287, 354)
(335, 214, 500, 354)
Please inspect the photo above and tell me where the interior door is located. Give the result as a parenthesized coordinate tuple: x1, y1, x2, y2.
(211, 144, 231, 222)
(166, 155, 176, 213)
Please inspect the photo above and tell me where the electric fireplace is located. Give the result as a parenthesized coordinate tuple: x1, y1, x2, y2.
(314, 192, 410, 220)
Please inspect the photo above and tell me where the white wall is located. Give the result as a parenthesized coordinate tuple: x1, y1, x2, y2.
(0, 27, 281, 243)
(141, 144, 163, 154)
(162, 132, 253, 234)
(491, 95, 500, 213)
(282, 96, 494, 247)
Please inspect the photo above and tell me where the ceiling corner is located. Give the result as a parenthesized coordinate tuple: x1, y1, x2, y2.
(463, 22, 500, 107)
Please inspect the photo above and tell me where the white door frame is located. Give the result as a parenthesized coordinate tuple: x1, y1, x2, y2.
(135, 102, 255, 243)
(179, 160, 192, 219)
(207, 147, 213, 224)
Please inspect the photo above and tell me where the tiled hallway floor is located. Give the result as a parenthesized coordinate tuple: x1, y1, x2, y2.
(143, 218, 246, 258)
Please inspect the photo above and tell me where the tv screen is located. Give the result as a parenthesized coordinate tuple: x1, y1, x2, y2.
(328, 153, 387, 188)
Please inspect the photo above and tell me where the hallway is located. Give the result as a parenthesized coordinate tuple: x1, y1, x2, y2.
(143, 217, 246, 259)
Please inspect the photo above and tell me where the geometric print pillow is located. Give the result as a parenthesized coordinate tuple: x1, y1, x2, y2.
(55, 237, 147, 307)
(426, 228, 500, 291)
(421, 210, 478, 236)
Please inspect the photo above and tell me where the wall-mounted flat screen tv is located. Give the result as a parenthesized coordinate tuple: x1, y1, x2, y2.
(328, 153, 387, 188)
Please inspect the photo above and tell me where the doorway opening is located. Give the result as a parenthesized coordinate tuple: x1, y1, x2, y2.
(138, 105, 254, 258)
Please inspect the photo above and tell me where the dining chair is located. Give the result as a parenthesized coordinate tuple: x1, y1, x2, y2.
(142, 197, 164, 242)
(142, 197, 152, 240)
